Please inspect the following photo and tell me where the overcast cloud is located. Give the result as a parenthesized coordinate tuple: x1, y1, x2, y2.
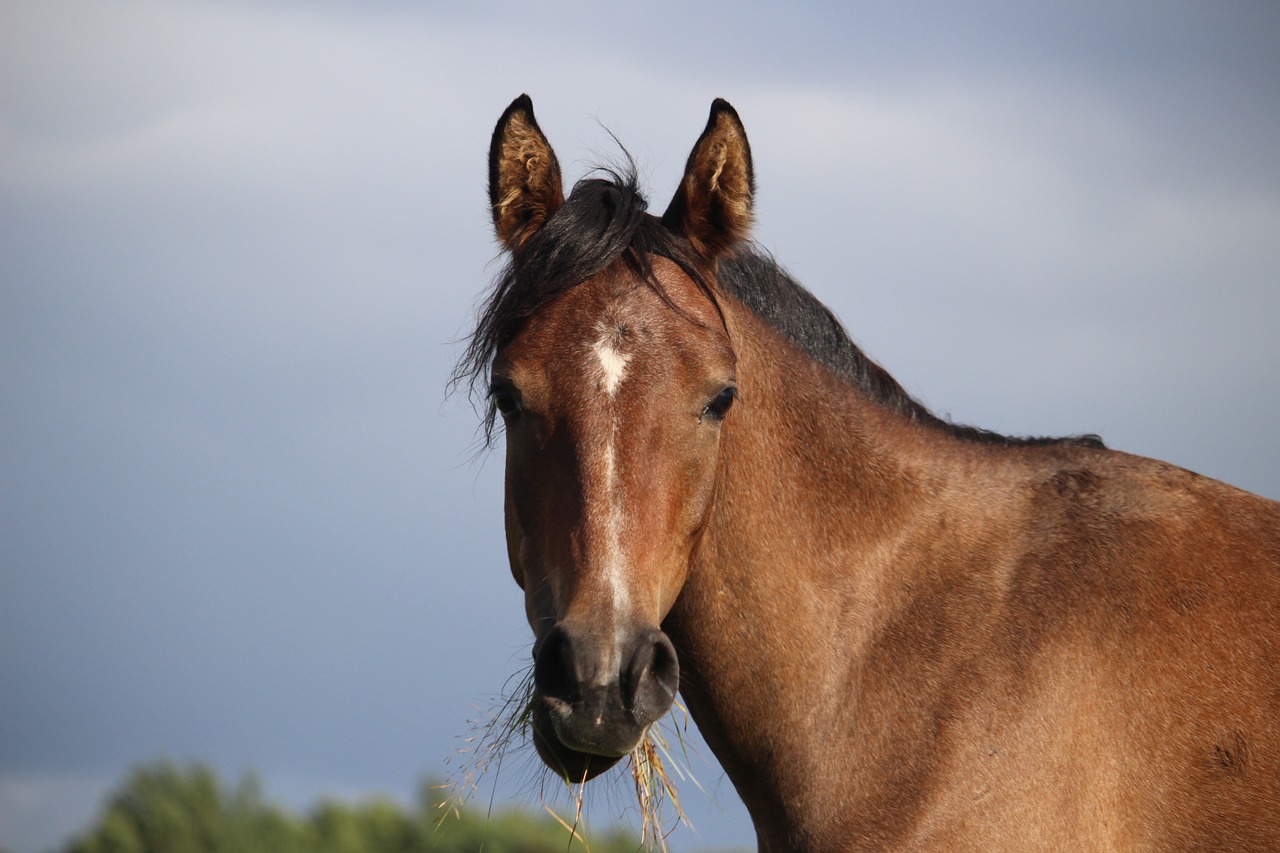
(3, 3, 1279, 851)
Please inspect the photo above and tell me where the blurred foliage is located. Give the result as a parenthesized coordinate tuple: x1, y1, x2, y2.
(61, 761, 646, 853)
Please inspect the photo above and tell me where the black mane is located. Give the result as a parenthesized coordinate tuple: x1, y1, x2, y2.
(454, 170, 1103, 450)
(716, 252, 1103, 448)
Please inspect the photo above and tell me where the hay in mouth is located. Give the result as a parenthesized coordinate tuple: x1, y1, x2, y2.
(445, 662, 697, 852)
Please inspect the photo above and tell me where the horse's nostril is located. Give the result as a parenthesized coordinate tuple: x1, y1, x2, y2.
(535, 624, 679, 734)
(651, 633, 679, 696)
(533, 626, 580, 704)
(624, 630, 680, 724)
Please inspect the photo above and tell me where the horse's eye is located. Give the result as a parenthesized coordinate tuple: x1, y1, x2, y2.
(491, 386, 522, 420)
(702, 386, 738, 422)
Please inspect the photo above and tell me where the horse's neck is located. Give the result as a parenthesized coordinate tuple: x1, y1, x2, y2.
(666, 302, 984, 846)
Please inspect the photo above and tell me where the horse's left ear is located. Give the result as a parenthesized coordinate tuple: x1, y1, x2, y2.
(662, 99, 754, 258)
(489, 94, 565, 251)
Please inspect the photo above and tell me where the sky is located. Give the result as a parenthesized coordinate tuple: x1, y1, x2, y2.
(2, 2, 1278, 851)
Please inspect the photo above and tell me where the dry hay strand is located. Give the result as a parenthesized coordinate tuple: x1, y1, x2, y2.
(444, 662, 699, 852)
(438, 664, 536, 823)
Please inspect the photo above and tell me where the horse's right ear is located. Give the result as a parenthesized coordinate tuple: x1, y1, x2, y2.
(489, 95, 564, 250)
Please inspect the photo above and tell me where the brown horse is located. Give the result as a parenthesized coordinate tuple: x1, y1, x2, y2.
(457, 95, 1280, 851)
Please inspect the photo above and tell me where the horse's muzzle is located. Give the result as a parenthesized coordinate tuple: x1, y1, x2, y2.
(531, 623, 679, 781)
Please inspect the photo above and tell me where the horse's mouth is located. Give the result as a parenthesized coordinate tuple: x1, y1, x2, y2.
(530, 697, 633, 782)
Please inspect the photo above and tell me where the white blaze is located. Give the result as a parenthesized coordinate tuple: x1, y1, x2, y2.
(593, 338, 630, 397)
(601, 443, 628, 616)
(590, 330, 632, 628)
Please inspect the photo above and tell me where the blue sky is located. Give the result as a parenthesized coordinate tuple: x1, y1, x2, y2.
(3, 2, 1279, 851)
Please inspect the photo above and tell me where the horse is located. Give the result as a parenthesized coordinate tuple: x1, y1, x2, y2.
(456, 94, 1280, 851)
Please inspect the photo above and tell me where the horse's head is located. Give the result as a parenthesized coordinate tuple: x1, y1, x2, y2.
(476, 96, 754, 780)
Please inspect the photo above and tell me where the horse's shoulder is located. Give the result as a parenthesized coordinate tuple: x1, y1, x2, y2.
(987, 447, 1278, 644)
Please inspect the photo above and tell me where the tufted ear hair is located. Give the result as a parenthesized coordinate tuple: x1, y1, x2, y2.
(662, 99, 754, 259)
(489, 95, 564, 250)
